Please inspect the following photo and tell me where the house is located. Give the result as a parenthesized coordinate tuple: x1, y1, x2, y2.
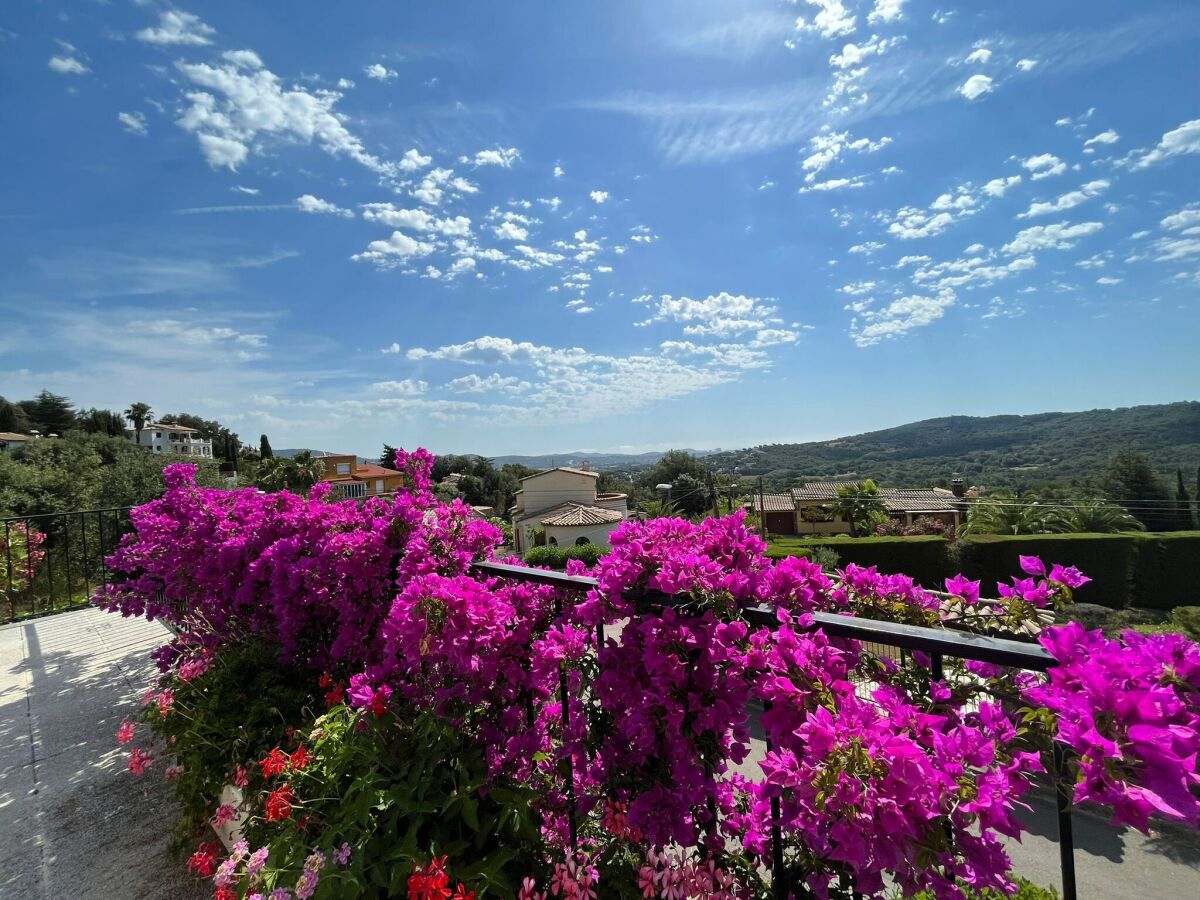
(510, 467, 629, 554)
(317, 453, 407, 499)
(0, 432, 31, 454)
(751, 481, 964, 536)
(126, 423, 213, 458)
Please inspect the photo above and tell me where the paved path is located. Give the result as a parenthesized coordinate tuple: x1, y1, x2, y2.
(0, 608, 205, 900)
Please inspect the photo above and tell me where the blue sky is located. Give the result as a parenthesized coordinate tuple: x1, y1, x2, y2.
(2, 1, 1198, 457)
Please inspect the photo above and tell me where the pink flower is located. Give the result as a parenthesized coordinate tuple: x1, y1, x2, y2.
(116, 719, 135, 744)
(127, 747, 152, 775)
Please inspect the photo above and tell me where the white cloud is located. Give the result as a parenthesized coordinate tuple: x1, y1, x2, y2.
(48, 55, 88, 75)
(553, 165, 565, 178)
(398, 148, 432, 172)
(1084, 129, 1119, 149)
(1016, 58, 1038, 71)
(636, 292, 788, 337)
(370, 379, 427, 395)
(829, 35, 896, 69)
(1161, 207, 1200, 232)
(1096, 276, 1123, 285)
(360, 203, 471, 236)
(800, 176, 867, 193)
(800, 130, 891, 182)
(136, 10, 215, 46)
(851, 292, 955, 346)
(466, 147, 520, 168)
(982, 175, 1022, 197)
(1131, 119, 1200, 169)
(446, 373, 527, 394)
(337, 78, 355, 89)
(887, 208, 955, 239)
(1017, 179, 1109, 218)
(411, 167, 478, 206)
(351, 231, 437, 267)
(867, 0, 906, 26)
(589, 190, 609, 204)
(958, 74, 994, 101)
(381, 343, 402, 354)
(118, 111, 148, 135)
(1002, 220, 1104, 255)
(295, 194, 353, 218)
(493, 221, 529, 241)
(222, 49, 264, 69)
(1022, 153, 1067, 180)
(176, 59, 390, 173)
(364, 63, 397, 81)
(964, 48, 993, 64)
(795, 1, 857, 39)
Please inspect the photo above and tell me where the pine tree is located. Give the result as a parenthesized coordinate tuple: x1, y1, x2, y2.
(1181, 468, 1198, 530)
(381, 443, 398, 468)
(260, 434, 274, 459)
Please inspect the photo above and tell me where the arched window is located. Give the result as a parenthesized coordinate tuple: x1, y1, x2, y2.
(575, 536, 592, 546)
(548, 536, 558, 546)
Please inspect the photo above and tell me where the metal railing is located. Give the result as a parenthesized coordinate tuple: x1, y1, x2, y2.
(470, 560, 1076, 900)
(1, 507, 135, 623)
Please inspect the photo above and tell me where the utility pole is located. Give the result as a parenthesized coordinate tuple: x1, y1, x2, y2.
(708, 472, 720, 519)
(759, 476, 768, 540)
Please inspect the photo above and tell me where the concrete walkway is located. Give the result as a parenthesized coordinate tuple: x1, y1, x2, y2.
(0, 607, 205, 900)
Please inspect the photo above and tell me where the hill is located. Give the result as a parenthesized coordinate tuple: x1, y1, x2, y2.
(490, 449, 714, 471)
(702, 402, 1200, 491)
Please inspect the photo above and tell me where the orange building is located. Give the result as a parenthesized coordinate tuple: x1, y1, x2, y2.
(318, 453, 407, 499)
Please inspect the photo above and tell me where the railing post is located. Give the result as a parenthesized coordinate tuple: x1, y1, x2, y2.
(1053, 742, 1078, 900)
(763, 699, 788, 900)
(553, 595, 578, 849)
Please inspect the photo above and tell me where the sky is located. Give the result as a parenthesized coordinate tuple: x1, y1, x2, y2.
(1, 0, 1198, 457)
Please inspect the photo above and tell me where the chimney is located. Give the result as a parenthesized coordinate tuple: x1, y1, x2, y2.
(580, 460, 592, 472)
(951, 476, 965, 498)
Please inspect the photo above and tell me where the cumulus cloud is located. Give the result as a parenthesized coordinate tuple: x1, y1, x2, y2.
(118, 111, 148, 135)
(1002, 220, 1104, 255)
(801, 130, 891, 183)
(589, 190, 609, 204)
(851, 292, 955, 346)
(295, 194, 353, 218)
(466, 147, 520, 167)
(867, 0, 906, 26)
(795, 1, 857, 39)
(1083, 129, 1119, 150)
(351, 231, 437, 267)
(446, 373, 527, 394)
(1131, 119, 1200, 169)
(364, 63, 397, 81)
(175, 58, 391, 173)
(49, 55, 89, 75)
(1017, 180, 1109, 219)
(398, 148, 433, 172)
(371, 379, 427, 395)
(982, 175, 1022, 197)
(1016, 58, 1038, 71)
(136, 10, 215, 46)
(360, 203, 471, 236)
(964, 48, 993, 64)
(958, 74, 994, 101)
(635, 292, 790, 337)
(493, 221, 529, 241)
(1022, 153, 1067, 180)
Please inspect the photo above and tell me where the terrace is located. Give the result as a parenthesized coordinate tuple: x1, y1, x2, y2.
(2, 482, 1199, 899)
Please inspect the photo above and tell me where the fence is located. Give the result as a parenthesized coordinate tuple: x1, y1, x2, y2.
(1, 507, 135, 623)
(470, 560, 1077, 900)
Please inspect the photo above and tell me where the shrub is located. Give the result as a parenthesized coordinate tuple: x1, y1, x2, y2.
(769, 535, 953, 588)
(523, 544, 567, 568)
(1130, 532, 1200, 610)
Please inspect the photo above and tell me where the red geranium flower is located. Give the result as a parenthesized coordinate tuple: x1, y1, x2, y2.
(290, 745, 311, 770)
(325, 682, 346, 707)
(259, 747, 289, 779)
(214, 887, 237, 900)
(265, 784, 296, 822)
(185, 841, 221, 877)
(319, 672, 333, 688)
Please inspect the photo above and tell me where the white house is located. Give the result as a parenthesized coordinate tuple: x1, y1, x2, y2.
(510, 467, 629, 554)
(126, 422, 213, 458)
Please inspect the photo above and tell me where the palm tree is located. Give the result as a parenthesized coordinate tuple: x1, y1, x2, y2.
(288, 451, 326, 496)
(833, 480, 887, 536)
(254, 457, 292, 493)
(962, 494, 1057, 535)
(124, 402, 153, 446)
(638, 497, 677, 519)
(1053, 499, 1145, 533)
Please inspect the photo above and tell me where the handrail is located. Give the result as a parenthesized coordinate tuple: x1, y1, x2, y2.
(470, 560, 1055, 670)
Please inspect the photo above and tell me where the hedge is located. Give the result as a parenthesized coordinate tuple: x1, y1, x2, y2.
(523, 542, 604, 569)
(767, 531, 1200, 610)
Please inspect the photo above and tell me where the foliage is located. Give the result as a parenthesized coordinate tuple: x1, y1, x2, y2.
(874, 515, 953, 537)
(833, 479, 888, 536)
(963, 494, 1059, 535)
(907, 877, 1059, 899)
(1102, 448, 1176, 530)
(124, 401, 153, 441)
(634, 450, 713, 517)
(0, 395, 33, 433)
(635, 497, 677, 519)
(102, 454, 1200, 900)
(0, 431, 225, 517)
(0, 522, 45, 598)
(20, 390, 77, 435)
(1052, 499, 1145, 533)
(255, 450, 326, 496)
(523, 542, 603, 569)
(429, 454, 532, 516)
(260, 435, 274, 459)
(700, 401, 1200, 492)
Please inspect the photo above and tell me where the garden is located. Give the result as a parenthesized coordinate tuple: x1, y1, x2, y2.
(95, 450, 1200, 899)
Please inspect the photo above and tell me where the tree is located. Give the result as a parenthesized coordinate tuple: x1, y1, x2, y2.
(254, 451, 326, 496)
(124, 402, 154, 445)
(380, 444, 397, 468)
(0, 396, 31, 434)
(260, 434, 274, 459)
(1177, 468, 1195, 530)
(1101, 449, 1173, 530)
(635, 451, 712, 518)
(76, 408, 126, 436)
(1053, 500, 1144, 534)
(637, 497, 677, 519)
(21, 390, 76, 435)
(833, 480, 888, 537)
(963, 494, 1056, 535)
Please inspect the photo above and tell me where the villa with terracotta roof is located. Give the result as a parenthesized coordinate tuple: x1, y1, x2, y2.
(750, 481, 964, 536)
(509, 466, 629, 554)
(317, 453, 407, 499)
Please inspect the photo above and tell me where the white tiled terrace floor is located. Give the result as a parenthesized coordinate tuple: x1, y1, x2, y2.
(0, 607, 205, 900)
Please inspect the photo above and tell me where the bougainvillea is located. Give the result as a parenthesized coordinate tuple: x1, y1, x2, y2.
(102, 455, 1200, 899)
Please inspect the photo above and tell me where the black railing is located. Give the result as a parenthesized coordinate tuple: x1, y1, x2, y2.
(471, 560, 1076, 900)
(1, 507, 135, 623)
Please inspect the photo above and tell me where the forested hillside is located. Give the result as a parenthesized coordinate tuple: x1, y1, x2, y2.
(702, 402, 1200, 490)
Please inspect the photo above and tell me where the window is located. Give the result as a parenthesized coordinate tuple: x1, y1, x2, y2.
(575, 536, 592, 546)
(155, 432, 162, 439)
(375, 479, 384, 492)
(548, 536, 558, 546)
(336, 462, 351, 475)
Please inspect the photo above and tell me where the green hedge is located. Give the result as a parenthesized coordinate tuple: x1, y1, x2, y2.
(1130, 532, 1200, 611)
(523, 542, 604, 569)
(767, 531, 1200, 610)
